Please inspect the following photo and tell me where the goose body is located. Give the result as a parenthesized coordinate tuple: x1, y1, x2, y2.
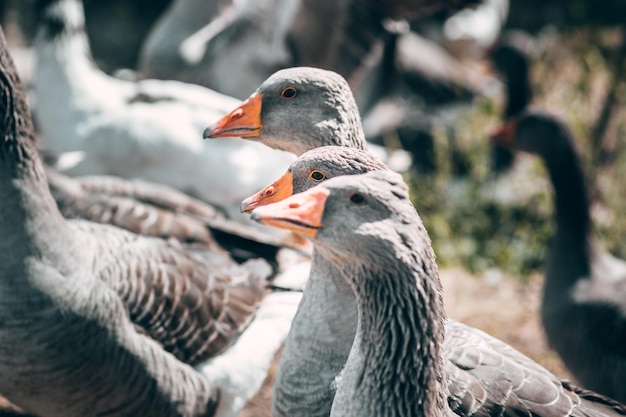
(45, 166, 306, 262)
(0, 26, 304, 417)
(248, 166, 626, 417)
(33, 0, 296, 223)
(491, 110, 626, 402)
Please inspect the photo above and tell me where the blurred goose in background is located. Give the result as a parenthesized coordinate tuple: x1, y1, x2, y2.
(424, 0, 510, 58)
(33, 0, 297, 225)
(0, 26, 304, 417)
(491, 110, 626, 402)
(248, 162, 626, 417)
(137, 0, 232, 86)
(140, 0, 295, 100)
(488, 29, 535, 172)
(357, 24, 485, 173)
(138, 0, 481, 100)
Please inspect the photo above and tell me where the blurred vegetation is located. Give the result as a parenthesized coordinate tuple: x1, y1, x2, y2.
(406, 26, 626, 278)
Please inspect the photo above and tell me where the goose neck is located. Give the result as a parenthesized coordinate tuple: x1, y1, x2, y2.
(0, 38, 66, 272)
(544, 143, 592, 247)
(273, 250, 357, 417)
(505, 69, 531, 117)
(541, 140, 593, 294)
(332, 243, 448, 417)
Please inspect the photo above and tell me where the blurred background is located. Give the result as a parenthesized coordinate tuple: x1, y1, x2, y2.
(0, 0, 625, 414)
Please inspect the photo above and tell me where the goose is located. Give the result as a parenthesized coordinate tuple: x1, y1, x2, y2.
(358, 27, 482, 173)
(0, 26, 304, 417)
(204, 66, 369, 155)
(239, 145, 626, 416)
(33, 0, 297, 224)
(490, 109, 626, 402)
(137, 0, 232, 85)
(203, 64, 471, 175)
(138, 0, 296, 100)
(137, 0, 481, 100)
(488, 29, 535, 172)
(45, 165, 307, 263)
(248, 166, 626, 417)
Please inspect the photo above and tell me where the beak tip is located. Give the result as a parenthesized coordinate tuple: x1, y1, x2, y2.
(240, 198, 253, 214)
(202, 126, 215, 139)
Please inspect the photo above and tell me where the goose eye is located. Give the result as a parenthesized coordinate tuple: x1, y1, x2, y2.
(349, 193, 365, 205)
(309, 170, 325, 182)
(281, 87, 297, 99)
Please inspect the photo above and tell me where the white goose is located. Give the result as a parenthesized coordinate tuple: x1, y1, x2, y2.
(0, 26, 304, 417)
(33, 0, 296, 225)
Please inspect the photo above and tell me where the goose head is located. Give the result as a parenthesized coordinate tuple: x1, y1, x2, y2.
(240, 146, 387, 213)
(35, 0, 86, 44)
(490, 110, 577, 159)
(250, 170, 410, 261)
(33, 0, 96, 74)
(204, 66, 367, 155)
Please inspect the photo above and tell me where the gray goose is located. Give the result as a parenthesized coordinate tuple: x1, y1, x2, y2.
(491, 109, 626, 402)
(203, 65, 413, 170)
(0, 27, 302, 417)
(248, 167, 626, 417)
(240, 145, 626, 417)
(204, 66, 367, 155)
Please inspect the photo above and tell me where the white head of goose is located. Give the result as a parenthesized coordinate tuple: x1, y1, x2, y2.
(0, 25, 303, 417)
(204, 66, 367, 155)
(491, 109, 626, 403)
(244, 145, 626, 417)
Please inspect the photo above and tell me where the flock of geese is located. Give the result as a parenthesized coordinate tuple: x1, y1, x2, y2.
(0, 0, 624, 416)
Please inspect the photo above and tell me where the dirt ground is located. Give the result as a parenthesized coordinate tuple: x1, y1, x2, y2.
(0, 267, 571, 417)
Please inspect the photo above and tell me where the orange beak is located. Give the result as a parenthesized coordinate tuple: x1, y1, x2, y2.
(250, 186, 329, 238)
(489, 120, 517, 147)
(203, 92, 263, 138)
(240, 171, 294, 214)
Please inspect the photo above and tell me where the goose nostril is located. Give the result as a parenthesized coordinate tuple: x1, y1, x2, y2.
(288, 202, 299, 209)
(230, 109, 243, 120)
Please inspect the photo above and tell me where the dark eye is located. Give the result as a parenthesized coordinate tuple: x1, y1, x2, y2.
(309, 170, 325, 182)
(349, 193, 365, 205)
(281, 87, 297, 99)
